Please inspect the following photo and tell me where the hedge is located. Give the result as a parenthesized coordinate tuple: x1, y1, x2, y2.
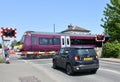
(101, 40, 120, 58)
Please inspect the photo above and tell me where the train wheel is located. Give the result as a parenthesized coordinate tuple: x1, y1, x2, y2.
(26, 54, 34, 59)
(36, 54, 42, 59)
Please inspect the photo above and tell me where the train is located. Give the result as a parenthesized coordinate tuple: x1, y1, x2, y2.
(17, 31, 109, 58)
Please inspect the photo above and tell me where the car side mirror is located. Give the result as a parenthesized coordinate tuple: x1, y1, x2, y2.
(65, 51, 69, 54)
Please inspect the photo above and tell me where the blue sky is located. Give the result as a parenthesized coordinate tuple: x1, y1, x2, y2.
(0, 0, 110, 41)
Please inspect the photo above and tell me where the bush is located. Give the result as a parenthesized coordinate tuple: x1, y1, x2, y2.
(101, 40, 120, 58)
(0, 44, 2, 48)
(0, 57, 4, 63)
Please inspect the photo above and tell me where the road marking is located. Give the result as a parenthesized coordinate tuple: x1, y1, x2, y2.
(22, 59, 52, 65)
(22, 60, 29, 63)
(100, 60, 120, 65)
(38, 63, 52, 65)
(100, 68, 120, 75)
(23, 60, 120, 75)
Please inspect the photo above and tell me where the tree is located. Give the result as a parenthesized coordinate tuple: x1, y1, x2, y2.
(101, 0, 120, 58)
(11, 40, 18, 48)
(101, 0, 120, 42)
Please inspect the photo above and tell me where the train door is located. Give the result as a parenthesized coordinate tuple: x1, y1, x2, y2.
(61, 36, 70, 48)
(31, 36, 37, 50)
(65, 36, 70, 47)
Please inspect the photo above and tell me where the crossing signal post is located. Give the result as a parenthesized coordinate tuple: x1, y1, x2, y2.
(95, 34, 105, 48)
(95, 34, 105, 42)
(0, 27, 17, 63)
(1, 28, 16, 38)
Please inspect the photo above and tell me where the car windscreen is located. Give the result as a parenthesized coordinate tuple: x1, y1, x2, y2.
(75, 48, 96, 56)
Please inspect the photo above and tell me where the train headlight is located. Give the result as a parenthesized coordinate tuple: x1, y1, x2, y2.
(18, 44, 23, 50)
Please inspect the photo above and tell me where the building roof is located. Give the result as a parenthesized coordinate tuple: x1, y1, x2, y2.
(61, 24, 90, 33)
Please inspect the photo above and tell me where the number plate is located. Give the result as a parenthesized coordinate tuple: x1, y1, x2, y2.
(84, 57, 93, 61)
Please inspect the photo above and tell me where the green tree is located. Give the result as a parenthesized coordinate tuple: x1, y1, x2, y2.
(11, 40, 18, 48)
(101, 0, 120, 42)
(101, 0, 120, 58)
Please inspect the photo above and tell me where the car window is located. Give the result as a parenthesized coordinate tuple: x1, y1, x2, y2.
(77, 49, 89, 54)
(64, 48, 70, 55)
(88, 49, 96, 56)
(75, 48, 96, 56)
(58, 48, 64, 55)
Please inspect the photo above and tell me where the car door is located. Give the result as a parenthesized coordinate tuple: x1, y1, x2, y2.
(60, 48, 70, 69)
(56, 48, 65, 68)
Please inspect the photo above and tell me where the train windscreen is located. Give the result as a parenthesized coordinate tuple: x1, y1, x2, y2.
(20, 35, 26, 43)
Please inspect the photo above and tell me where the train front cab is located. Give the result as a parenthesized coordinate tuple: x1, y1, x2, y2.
(18, 32, 31, 52)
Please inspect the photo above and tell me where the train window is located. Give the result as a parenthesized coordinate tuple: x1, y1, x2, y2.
(49, 38, 53, 45)
(39, 38, 49, 45)
(21, 35, 25, 43)
(62, 38, 65, 45)
(53, 38, 60, 45)
(32, 36, 36, 45)
(71, 39, 95, 45)
(39, 38, 60, 45)
(67, 38, 69, 45)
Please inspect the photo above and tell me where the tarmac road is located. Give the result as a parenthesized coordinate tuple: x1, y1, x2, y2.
(0, 55, 120, 82)
(23, 56, 120, 82)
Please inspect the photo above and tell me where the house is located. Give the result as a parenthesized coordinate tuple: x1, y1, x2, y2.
(61, 24, 91, 34)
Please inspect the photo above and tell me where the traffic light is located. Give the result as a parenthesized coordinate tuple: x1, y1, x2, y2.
(95, 34, 105, 42)
(1, 28, 16, 38)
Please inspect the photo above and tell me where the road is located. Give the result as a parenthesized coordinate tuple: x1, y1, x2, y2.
(10, 55, 120, 82)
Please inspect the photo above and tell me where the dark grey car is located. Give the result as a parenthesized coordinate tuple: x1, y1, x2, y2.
(52, 46, 99, 75)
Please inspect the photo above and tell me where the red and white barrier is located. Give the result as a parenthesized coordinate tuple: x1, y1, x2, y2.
(12, 51, 57, 55)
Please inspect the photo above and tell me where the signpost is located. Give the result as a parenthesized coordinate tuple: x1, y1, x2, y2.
(0, 27, 16, 63)
(95, 34, 105, 57)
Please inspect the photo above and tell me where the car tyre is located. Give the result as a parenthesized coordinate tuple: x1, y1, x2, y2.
(66, 64, 74, 75)
(53, 60, 57, 69)
(90, 69, 97, 74)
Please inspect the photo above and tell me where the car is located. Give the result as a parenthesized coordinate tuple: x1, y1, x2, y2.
(52, 46, 99, 75)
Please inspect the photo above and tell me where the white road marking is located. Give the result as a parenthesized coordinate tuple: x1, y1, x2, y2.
(100, 60, 120, 65)
(22, 59, 52, 65)
(38, 63, 52, 65)
(22, 60, 29, 63)
(100, 68, 120, 75)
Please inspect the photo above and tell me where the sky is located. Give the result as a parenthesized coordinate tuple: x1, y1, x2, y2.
(0, 0, 110, 42)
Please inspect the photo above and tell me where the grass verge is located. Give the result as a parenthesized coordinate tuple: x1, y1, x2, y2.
(0, 57, 4, 63)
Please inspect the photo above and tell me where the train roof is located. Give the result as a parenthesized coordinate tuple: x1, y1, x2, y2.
(25, 31, 96, 37)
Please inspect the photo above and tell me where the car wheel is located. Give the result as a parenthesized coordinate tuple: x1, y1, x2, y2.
(53, 60, 57, 69)
(66, 64, 74, 75)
